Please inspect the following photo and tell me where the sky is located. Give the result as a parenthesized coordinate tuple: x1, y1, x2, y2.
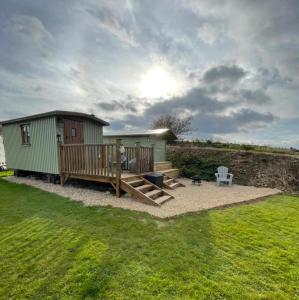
(0, 0, 299, 147)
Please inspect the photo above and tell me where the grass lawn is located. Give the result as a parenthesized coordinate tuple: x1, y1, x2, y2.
(0, 170, 13, 177)
(0, 179, 298, 299)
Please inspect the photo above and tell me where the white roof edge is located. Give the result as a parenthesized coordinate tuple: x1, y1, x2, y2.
(104, 128, 170, 137)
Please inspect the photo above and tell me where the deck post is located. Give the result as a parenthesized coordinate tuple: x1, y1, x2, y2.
(60, 173, 65, 186)
(58, 141, 64, 186)
(115, 139, 122, 198)
(151, 144, 155, 172)
(135, 142, 141, 174)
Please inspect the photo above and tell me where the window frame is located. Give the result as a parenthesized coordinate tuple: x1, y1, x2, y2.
(71, 127, 77, 138)
(20, 123, 31, 146)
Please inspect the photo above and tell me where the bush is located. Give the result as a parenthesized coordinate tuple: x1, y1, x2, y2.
(167, 152, 230, 181)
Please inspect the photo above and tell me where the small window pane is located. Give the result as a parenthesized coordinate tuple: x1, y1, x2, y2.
(71, 128, 77, 137)
(21, 124, 30, 145)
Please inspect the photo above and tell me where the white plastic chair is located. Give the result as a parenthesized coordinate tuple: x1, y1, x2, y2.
(215, 166, 233, 186)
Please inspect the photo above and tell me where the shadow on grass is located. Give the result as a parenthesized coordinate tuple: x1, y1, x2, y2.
(2, 178, 297, 298)
(0, 178, 219, 298)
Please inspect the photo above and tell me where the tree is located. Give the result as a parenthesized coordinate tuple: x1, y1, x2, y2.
(151, 114, 192, 137)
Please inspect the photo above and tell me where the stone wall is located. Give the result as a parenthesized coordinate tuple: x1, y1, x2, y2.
(167, 145, 299, 192)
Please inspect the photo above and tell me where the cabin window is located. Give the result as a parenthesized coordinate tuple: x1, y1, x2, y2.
(71, 128, 77, 137)
(20, 124, 30, 145)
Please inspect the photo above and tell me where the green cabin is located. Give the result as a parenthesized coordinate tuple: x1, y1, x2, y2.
(103, 128, 177, 162)
(1, 111, 109, 175)
(0, 126, 5, 165)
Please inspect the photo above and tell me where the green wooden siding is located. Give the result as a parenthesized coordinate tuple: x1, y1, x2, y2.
(103, 135, 166, 162)
(3, 117, 104, 175)
(0, 135, 5, 163)
(83, 120, 103, 144)
(3, 117, 59, 174)
(154, 139, 166, 162)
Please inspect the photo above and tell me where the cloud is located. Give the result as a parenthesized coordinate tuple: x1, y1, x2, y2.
(105, 85, 275, 136)
(0, 0, 299, 146)
(184, 0, 299, 82)
(238, 89, 272, 105)
(189, 64, 272, 106)
(108, 105, 275, 135)
(190, 109, 275, 134)
(203, 64, 247, 83)
(86, 6, 138, 47)
(197, 22, 225, 45)
(145, 87, 230, 116)
(96, 100, 138, 113)
(256, 67, 292, 88)
(4, 14, 54, 43)
(232, 108, 275, 125)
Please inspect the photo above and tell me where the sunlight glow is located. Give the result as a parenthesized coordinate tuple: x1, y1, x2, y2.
(73, 85, 86, 97)
(139, 66, 178, 99)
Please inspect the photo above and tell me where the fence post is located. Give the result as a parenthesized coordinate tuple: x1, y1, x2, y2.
(151, 144, 155, 172)
(135, 142, 141, 174)
(115, 139, 122, 198)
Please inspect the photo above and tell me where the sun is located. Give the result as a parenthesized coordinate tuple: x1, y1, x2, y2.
(139, 66, 178, 99)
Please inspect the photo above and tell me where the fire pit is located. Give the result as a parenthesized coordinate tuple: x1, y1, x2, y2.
(191, 175, 201, 185)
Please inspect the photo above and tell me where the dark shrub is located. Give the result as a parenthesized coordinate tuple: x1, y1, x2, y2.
(167, 151, 230, 181)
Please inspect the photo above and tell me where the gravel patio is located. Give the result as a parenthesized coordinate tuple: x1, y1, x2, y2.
(4, 176, 281, 218)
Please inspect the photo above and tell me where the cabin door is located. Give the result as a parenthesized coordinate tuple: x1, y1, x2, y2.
(63, 119, 84, 144)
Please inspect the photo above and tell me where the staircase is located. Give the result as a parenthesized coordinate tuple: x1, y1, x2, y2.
(154, 161, 185, 190)
(121, 175, 173, 206)
(163, 174, 185, 190)
(154, 161, 179, 178)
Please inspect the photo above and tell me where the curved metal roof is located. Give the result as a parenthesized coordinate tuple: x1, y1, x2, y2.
(0, 110, 109, 126)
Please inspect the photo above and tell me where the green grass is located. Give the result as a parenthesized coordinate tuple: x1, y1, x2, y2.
(0, 170, 13, 177)
(0, 179, 298, 299)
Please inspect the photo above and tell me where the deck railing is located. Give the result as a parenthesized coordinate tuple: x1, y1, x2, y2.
(124, 144, 154, 174)
(59, 141, 154, 178)
(60, 143, 118, 177)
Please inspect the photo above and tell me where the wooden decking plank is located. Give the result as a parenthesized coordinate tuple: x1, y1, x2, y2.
(144, 189, 162, 199)
(170, 182, 180, 188)
(155, 195, 173, 205)
(127, 179, 144, 187)
(136, 184, 153, 192)
(165, 179, 173, 184)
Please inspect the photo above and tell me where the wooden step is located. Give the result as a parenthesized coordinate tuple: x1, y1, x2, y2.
(122, 175, 140, 182)
(145, 189, 163, 200)
(165, 178, 173, 184)
(155, 195, 173, 205)
(154, 162, 173, 172)
(163, 174, 185, 190)
(162, 168, 179, 178)
(121, 180, 160, 206)
(170, 182, 180, 189)
(136, 184, 153, 192)
(127, 179, 144, 187)
(120, 176, 174, 207)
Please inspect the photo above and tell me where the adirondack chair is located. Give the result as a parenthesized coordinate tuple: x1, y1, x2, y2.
(215, 166, 233, 186)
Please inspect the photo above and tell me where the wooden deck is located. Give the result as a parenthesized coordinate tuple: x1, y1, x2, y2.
(59, 140, 182, 206)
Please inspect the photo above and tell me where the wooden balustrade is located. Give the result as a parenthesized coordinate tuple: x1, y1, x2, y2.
(60, 142, 154, 179)
(123, 146, 136, 170)
(123, 143, 154, 174)
(60, 143, 117, 177)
